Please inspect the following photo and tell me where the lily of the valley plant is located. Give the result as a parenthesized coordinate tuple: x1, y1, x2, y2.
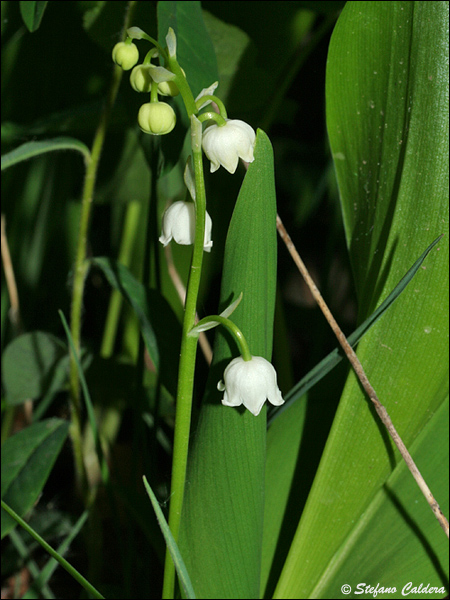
(113, 25, 279, 597)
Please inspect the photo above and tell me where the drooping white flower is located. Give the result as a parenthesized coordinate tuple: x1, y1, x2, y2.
(218, 356, 284, 416)
(159, 201, 213, 252)
(202, 119, 256, 174)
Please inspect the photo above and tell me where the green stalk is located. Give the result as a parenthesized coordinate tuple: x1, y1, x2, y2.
(162, 116, 205, 599)
(192, 315, 252, 361)
(69, 1, 137, 498)
(100, 201, 141, 358)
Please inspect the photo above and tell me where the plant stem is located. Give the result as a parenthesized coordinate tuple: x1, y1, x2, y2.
(100, 201, 141, 358)
(69, 0, 137, 498)
(162, 117, 206, 599)
(276, 213, 449, 538)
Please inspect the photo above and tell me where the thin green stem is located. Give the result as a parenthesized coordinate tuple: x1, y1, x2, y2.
(100, 201, 141, 358)
(69, 0, 137, 499)
(191, 315, 252, 361)
(166, 57, 197, 117)
(197, 111, 227, 127)
(162, 116, 205, 599)
(195, 94, 228, 118)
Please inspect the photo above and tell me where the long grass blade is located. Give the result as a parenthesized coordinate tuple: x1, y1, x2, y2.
(142, 476, 196, 599)
(269, 235, 442, 425)
(1, 500, 104, 600)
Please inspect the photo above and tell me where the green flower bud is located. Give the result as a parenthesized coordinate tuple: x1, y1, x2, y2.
(130, 65, 182, 96)
(130, 65, 153, 92)
(112, 42, 139, 70)
(138, 102, 176, 135)
(157, 75, 183, 97)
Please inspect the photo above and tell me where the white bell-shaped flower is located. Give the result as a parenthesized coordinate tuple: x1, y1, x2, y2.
(159, 201, 213, 252)
(202, 119, 256, 174)
(218, 356, 284, 416)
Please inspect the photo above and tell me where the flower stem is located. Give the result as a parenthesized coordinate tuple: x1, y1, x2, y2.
(69, 0, 137, 499)
(162, 116, 206, 599)
(191, 315, 252, 361)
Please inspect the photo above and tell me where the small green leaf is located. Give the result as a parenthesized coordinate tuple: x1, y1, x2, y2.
(19, 1, 48, 32)
(1, 419, 70, 539)
(1, 137, 90, 171)
(2, 332, 68, 406)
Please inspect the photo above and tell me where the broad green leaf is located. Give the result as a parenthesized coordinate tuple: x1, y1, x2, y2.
(262, 237, 442, 594)
(91, 257, 181, 396)
(314, 398, 449, 598)
(156, 2, 219, 172)
(274, 3, 449, 597)
(1, 419, 70, 539)
(2, 331, 68, 406)
(157, 1, 218, 99)
(179, 130, 277, 598)
(19, 1, 48, 32)
(201, 10, 250, 104)
(143, 476, 196, 599)
(1, 137, 90, 171)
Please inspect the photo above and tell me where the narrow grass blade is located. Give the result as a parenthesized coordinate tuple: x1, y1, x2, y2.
(91, 257, 181, 397)
(142, 476, 196, 599)
(22, 510, 90, 599)
(1, 500, 105, 600)
(1, 137, 90, 170)
(269, 234, 443, 425)
(59, 310, 109, 485)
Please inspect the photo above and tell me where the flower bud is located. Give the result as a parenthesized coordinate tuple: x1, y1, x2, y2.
(112, 42, 139, 71)
(157, 79, 180, 97)
(138, 102, 176, 135)
(130, 65, 153, 92)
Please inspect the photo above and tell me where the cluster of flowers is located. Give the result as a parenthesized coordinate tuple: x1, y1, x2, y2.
(112, 29, 284, 417)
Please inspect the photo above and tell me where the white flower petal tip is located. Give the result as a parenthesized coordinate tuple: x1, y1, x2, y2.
(159, 201, 213, 252)
(202, 119, 256, 174)
(166, 28, 177, 57)
(218, 356, 284, 416)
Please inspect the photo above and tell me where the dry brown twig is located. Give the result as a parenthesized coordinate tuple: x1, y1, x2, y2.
(1, 214, 21, 332)
(276, 213, 449, 539)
